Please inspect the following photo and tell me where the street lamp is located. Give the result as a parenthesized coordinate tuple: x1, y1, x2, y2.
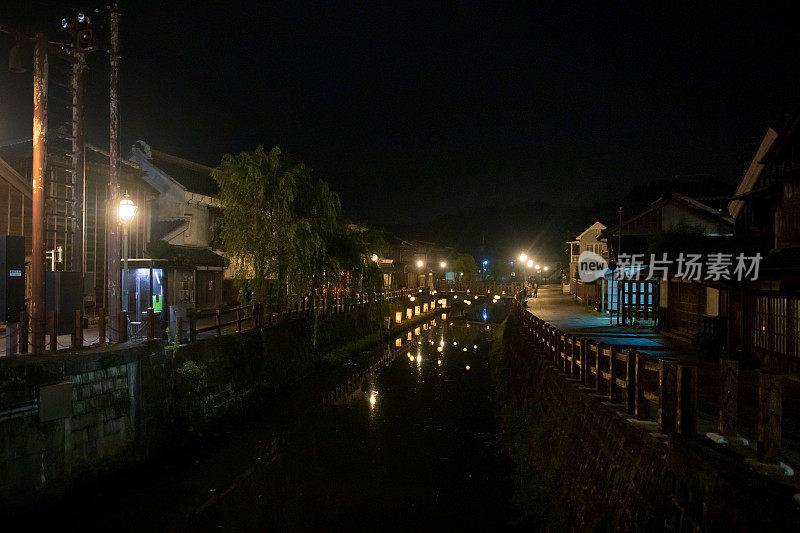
(519, 252, 527, 263)
(371, 253, 378, 262)
(440, 261, 446, 269)
(119, 193, 137, 315)
(416, 259, 424, 268)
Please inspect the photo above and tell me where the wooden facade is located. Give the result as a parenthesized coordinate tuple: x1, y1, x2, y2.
(0, 140, 156, 315)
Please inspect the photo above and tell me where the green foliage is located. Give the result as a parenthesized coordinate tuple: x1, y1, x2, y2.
(213, 146, 380, 302)
(647, 221, 707, 256)
(452, 252, 478, 281)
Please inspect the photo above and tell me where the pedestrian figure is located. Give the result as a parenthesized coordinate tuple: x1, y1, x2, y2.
(533, 282, 538, 298)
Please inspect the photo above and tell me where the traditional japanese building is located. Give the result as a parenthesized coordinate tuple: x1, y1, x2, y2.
(0, 138, 157, 315)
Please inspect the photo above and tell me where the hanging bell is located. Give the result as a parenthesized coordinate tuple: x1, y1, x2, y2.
(8, 39, 26, 73)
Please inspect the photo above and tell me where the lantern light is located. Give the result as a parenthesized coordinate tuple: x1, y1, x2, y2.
(118, 193, 137, 225)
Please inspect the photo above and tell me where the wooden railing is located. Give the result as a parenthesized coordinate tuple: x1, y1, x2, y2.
(437, 280, 520, 295)
(512, 290, 693, 434)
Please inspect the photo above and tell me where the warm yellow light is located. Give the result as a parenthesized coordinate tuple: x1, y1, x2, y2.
(453, 341, 457, 346)
(526, 259, 533, 268)
(409, 296, 415, 302)
(118, 194, 137, 225)
(370, 392, 377, 406)
(440, 261, 446, 268)
(473, 345, 477, 349)
(423, 303, 428, 312)
(437, 359, 442, 366)
(416, 354, 422, 364)
(535, 264, 540, 270)
(416, 259, 424, 268)
(396, 311, 402, 323)
(395, 338, 401, 347)
(465, 365, 471, 371)
(407, 309, 412, 319)
(544, 266, 549, 271)
(437, 346, 443, 352)
(415, 327, 420, 335)
(371, 253, 378, 262)
(415, 306, 420, 315)
(466, 324, 470, 328)
(519, 252, 527, 262)
(463, 347, 467, 352)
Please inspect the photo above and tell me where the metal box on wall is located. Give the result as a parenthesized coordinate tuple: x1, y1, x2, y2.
(46, 271, 82, 335)
(0, 235, 26, 323)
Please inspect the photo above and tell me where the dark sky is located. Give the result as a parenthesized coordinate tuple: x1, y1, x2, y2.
(2, 1, 800, 225)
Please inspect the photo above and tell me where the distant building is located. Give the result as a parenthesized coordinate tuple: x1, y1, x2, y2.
(599, 193, 734, 326)
(377, 235, 458, 289)
(129, 141, 227, 310)
(567, 221, 607, 300)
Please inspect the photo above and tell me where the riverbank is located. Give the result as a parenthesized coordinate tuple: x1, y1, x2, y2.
(490, 311, 800, 530)
(0, 298, 446, 515)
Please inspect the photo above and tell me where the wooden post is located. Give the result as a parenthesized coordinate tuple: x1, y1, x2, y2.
(73, 309, 84, 348)
(626, 350, 636, 414)
(176, 316, 184, 344)
(120, 310, 128, 343)
(19, 309, 28, 354)
(658, 359, 678, 433)
(635, 352, 647, 420)
(609, 345, 619, 402)
(578, 338, 587, 384)
(50, 311, 58, 351)
(596, 344, 608, 396)
(678, 364, 698, 435)
(215, 308, 222, 336)
(97, 307, 105, 344)
(718, 358, 738, 436)
(147, 307, 156, 340)
(757, 371, 782, 464)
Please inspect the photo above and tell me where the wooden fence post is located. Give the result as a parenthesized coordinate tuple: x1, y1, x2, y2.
(50, 311, 58, 351)
(19, 308, 28, 354)
(635, 352, 647, 420)
(596, 344, 608, 396)
(189, 309, 197, 342)
(97, 307, 105, 344)
(677, 364, 698, 435)
(757, 371, 782, 464)
(659, 359, 678, 433)
(578, 338, 586, 384)
(73, 309, 83, 348)
(719, 358, 738, 436)
(147, 307, 156, 341)
(120, 310, 128, 343)
(609, 345, 619, 402)
(626, 350, 636, 414)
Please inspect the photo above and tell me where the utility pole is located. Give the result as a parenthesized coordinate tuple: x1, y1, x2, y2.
(617, 206, 623, 325)
(107, 5, 121, 341)
(70, 51, 85, 286)
(31, 32, 48, 354)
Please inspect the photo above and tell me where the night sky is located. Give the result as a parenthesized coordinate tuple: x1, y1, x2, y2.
(2, 1, 800, 228)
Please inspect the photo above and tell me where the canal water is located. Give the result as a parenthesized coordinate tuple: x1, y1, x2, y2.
(42, 298, 515, 530)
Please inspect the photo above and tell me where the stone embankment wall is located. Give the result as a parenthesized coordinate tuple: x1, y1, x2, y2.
(493, 312, 800, 530)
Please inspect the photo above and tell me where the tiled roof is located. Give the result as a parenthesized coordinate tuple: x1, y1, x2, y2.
(150, 150, 219, 197)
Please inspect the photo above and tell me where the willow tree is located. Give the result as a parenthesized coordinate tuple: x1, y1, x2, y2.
(213, 145, 376, 304)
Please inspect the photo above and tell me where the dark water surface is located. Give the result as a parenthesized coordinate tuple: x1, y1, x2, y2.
(36, 301, 514, 531)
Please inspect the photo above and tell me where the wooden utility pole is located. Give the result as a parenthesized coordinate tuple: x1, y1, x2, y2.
(31, 33, 48, 354)
(70, 51, 86, 287)
(107, 5, 121, 342)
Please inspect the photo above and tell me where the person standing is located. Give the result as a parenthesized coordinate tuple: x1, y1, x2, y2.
(533, 282, 538, 298)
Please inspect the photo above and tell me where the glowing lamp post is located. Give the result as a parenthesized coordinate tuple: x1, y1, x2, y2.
(119, 194, 137, 315)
